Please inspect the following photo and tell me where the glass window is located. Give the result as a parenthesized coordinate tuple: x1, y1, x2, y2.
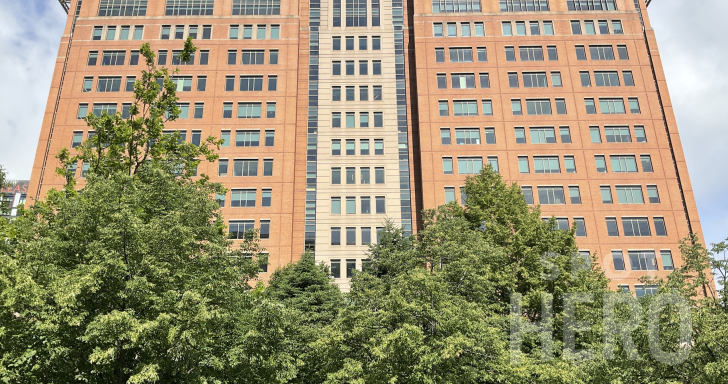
(515, 128, 526, 144)
(616, 185, 644, 204)
(584, 20, 596, 35)
(585, 98, 597, 114)
(512, 99, 522, 115)
(560, 127, 571, 143)
(502, 21, 512, 36)
(610, 155, 638, 173)
(606, 218, 619, 236)
(547, 46, 558, 61)
(595, 155, 607, 173)
(551, 72, 562, 87)
(623, 71, 635, 86)
(575, 45, 586, 61)
(629, 251, 658, 270)
(375, 167, 385, 183)
(482, 100, 493, 116)
(475, 22, 485, 36)
(443, 158, 453, 175)
(521, 186, 533, 204)
(612, 251, 625, 271)
(441, 129, 451, 145)
(537, 186, 565, 205)
(505, 46, 516, 62)
(444, 187, 456, 203)
(564, 156, 576, 173)
(600, 186, 613, 204)
(661, 250, 674, 270)
(647, 185, 660, 204)
(360, 139, 370, 155)
(518, 156, 530, 173)
(654, 217, 667, 236)
(479, 73, 490, 88)
(360, 196, 371, 214)
(484, 128, 496, 144)
(332, 139, 341, 155)
(622, 218, 651, 237)
(457, 157, 482, 174)
(360, 167, 370, 184)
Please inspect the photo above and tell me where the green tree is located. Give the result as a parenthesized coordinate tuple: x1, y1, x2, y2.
(262, 254, 345, 383)
(0, 41, 281, 383)
(265, 253, 343, 326)
(315, 168, 612, 383)
(57, 38, 220, 186)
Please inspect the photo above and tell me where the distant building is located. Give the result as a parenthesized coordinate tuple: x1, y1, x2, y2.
(1, 180, 29, 219)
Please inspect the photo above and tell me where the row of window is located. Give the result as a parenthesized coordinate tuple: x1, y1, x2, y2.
(87, 49, 212, 66)
(600, 185, 661, 205)
(217, 159, 274, 177)
(97, 0, 282, 17)
(519, 154, 653, 174)
(91, 25, 145, 41)
(437, 96, 640, 117)
(580, 71, 634, 87)
(435, 47, 488, 63)
(228, 24, 281, 40)
(500, 19, 624, 37)
(618, 284, 658, 297)
(330, 226, 383, 247)
(570, 20, 624, 36)
(331, 60, 384, 76)
(77, 101, 277, 120)
(512, 125, 647, 144)
(441, 127, 497, 145)
(434, 44, 628, 64)
(435, 70, 634, 90)
(442, 156, 501, 175)
(332, 86, 384, 102)
(331, 112, 385, 128)
(330, 196, 387, 215)
(433, 22, 486, 38)
(612, 250, 674, 272)
(332, 0, 381, 27)
(332, 36, 382, 51)
(436, 153, 655, 176)
(432, 0, 617, 13)
(82, 74, 276, 93)
(217, 188, 273, 208)
(223, 75, 278, 92)
(331, 139, 386, 156)
(330, 167, 387, 185)
(228, 219, 272, 242)
(501, 20, 556, 36)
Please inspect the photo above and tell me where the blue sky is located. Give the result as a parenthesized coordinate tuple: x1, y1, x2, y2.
(0, 0, 725, 249)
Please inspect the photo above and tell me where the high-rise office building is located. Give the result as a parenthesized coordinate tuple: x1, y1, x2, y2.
(31, 0, 703, 293)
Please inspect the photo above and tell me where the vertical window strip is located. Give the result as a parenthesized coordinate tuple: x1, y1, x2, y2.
(306, 0, 320, 253)
(394, 0, 413, 236)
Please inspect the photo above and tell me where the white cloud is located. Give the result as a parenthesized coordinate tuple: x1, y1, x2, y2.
(0, 0, 66, 180)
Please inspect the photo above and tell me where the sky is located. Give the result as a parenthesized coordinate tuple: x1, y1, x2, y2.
(0, 0, 725, 248)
